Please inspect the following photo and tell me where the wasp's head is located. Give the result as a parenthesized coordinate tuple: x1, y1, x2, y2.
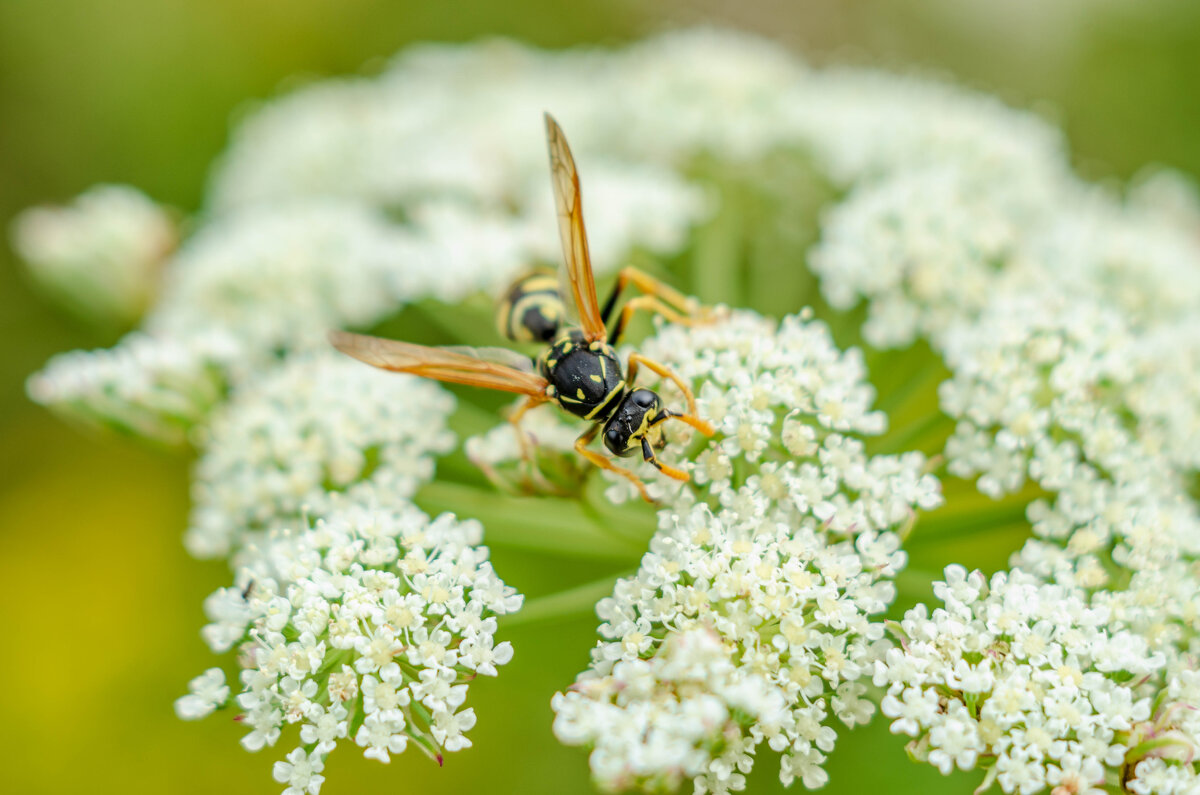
(602, 388, 667, 457)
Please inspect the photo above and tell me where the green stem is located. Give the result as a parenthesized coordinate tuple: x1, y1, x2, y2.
(448, 397, 513, 438)
(414, 481, 647, 561)
(1125, 735, 1195, 764)
(410, 297, 504, 347)
(865, 343, 928, 408)
(925, 478, 1045, 523)
(874, 345, 948, 417)
(430, 452, 488, 487)
(903, 478, 1044, 547)
(503, 570, 634, 628)
(692, 184, 744, 307)
(873, 411, 955, 456)
(909, 511, 1031, 548)
(893, 566, 941, 596)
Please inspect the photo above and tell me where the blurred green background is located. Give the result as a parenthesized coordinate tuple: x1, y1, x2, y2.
(2, 1, 1198, 793)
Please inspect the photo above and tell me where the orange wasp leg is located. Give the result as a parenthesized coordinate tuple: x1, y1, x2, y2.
(625, 353, 715, 437)
(638, 436, 689, 482)
(610, 295, 696, 345)
(573, 424, 655, 504)
(603, 266, 717, 342)
(601, 266, 700, 324)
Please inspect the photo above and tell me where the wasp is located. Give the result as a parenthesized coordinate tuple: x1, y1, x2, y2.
(331, 114, 714, 502)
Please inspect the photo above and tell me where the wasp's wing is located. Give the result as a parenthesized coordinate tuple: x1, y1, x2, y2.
(444, 345, 537, 373)
(545, 113, 606, 343)
(330, 331, 549, 396)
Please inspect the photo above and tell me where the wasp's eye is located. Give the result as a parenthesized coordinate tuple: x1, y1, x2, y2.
(632, 389, 656, 408)
(605, 428, 622, 444)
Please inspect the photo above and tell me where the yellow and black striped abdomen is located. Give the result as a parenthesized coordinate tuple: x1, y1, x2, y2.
(497, 270, 564, 343)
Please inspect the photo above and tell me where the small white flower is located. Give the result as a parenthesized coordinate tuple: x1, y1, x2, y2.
(299, 704, 348, 754)
(432, 707, 478, 752)
(174, 667, 229, 720)
(355, 713, 409, 763)
(272, 747, 326, 795)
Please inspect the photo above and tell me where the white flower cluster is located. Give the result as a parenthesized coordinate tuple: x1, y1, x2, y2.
(768, 22, 1200, 794)
(833, 138, 1200, 795)
(939, 295, 1156, 498)
(185, 351, 455, 562)
(552, 311, 943, 793)
(924, 292, 1200, 795)
(147, 202, 424, 356)
(604, 311, 940, 515)
(29, 173, 702, 442)
(933, 293, 1200, 672)
(182, 502, 522, 792)
(554, 506, 906, 794)
(205, 32, 800, 210)
(27, 329, 240, 445)
(25, 202, 435, 440)
(810, 167, 1025, 349)
(936, 290, 1200, 499)
(11, 184, 175, 326)
(877, 566, 1170, 795)
(805, 60, 1200, 357)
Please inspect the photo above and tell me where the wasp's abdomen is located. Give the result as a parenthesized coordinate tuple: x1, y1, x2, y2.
(540, 332, 625, 421)
(497, 271, 564, 343)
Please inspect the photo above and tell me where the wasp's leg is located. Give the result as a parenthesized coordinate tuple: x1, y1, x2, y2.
(601, 266, 717, 342)
(626, 353, 715, 436)
(611, 295, 703, 345)
(509, 394, 548, 452)
(507, 394, 557, 493)
(600, 266, 700, 325)
(574, 424, 655, 503)
(651, 408, 720, 440)
(639, 436, 689, 482)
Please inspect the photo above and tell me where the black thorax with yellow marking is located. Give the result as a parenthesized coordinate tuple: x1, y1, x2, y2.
(537, 329, 671, 457)
(538, 329, 625, 422)
(497, 269, 564, 343)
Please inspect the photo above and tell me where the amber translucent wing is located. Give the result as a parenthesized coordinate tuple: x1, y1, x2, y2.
(330, 331, 549, 396)
(545, 113, 606, 343)
(444, 345, 537, 373)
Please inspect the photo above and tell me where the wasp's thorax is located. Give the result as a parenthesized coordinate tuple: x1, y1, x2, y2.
(496, 269, 564, 343)
(538, 329, 626, 421)
(603, 388, 668, 458)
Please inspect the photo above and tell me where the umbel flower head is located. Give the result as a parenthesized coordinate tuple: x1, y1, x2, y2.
(21, 27, 1200, 795)
(185, 350, 455, 562)
(182, 501, 521, 776)
(876, 566, 1165, 792)
(552, 311, 941, 793)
